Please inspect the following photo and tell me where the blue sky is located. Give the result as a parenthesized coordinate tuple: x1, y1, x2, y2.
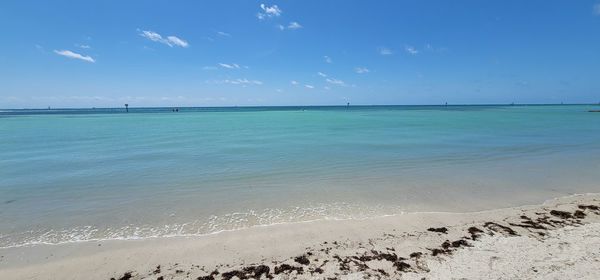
(1, 1, 599, 108)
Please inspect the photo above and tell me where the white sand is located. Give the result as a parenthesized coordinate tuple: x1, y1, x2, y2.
(409, 223, 600, 280)
(1, 193, 599, 280)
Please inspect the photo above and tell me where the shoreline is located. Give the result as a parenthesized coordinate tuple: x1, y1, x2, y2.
(1, 193, 599, 279)
(0, 191, 589, 250)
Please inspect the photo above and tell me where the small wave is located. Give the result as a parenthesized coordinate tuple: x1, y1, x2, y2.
(0, 202, 403, 249)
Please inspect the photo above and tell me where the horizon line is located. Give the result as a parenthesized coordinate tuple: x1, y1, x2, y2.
(2, 102, 600, 110)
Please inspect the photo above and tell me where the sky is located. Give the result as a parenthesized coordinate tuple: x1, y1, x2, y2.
(0, 0, 599, 108)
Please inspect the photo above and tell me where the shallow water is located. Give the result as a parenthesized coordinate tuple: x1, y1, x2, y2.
(1, 105, 600, 247)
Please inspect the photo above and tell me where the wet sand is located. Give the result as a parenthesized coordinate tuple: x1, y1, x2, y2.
(1, 193, 599, 280)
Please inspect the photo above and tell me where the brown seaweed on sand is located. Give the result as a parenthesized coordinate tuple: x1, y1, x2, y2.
(196, 270, 219, 280)
(573, 210, 586, 219)
(578, 204, 599, 211)
(549, 210, 574, 219)
(220, 265, 271, 280)
(410, 252, 423, 258)
(427, 227, 448, 234)
(294, 255, 310, 265)
(274, 264, 304, 275)
(110, 272, 133, 280)
(484, 222, 518, 236)
(467, 226, 484, 240)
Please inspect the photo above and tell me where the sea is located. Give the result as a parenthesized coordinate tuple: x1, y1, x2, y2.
(1, 105, 600, 248)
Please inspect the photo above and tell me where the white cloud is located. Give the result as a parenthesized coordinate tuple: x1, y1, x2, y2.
(140, 30, 163, 42)
(140, 30, 189, 48)
(355, 67, 370, 74)
(594, 4, 600, 15)
(324, 56, 333, 63)
(218, 63, 241, 69)
(217, 31, 231, 37)
(378, 47, 393, 55)
(278, 22, 303, 31)
(305, 84, 314, 89)
(326, 78, 346, 86)
(257, 4, 282, 20)
(227, 79, 262, 85)
(76, 44, 91, 49)
(423, 43, 448, 53)
(287, 22, 303, 29)
(54, 50, 95, 63)
(324, 86, 331, 90)
(405, 45, 419, 55)
(291, 80, 299, 85)
(167, 36, 189, 47)
(318, 72, 327, 77)
(213, 79, 263, 85)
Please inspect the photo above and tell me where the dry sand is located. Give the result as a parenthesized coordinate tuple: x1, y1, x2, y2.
(1, 193, 599, 280)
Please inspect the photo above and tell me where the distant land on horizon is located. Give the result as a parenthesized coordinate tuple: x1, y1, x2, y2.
(2, 102, 600, 112)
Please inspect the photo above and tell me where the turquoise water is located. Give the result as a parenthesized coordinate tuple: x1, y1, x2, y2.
(1, 105, 600, 247)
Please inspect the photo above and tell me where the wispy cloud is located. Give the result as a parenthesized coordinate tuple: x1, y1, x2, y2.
(218, 63, 241, 69)
(54, 50, 95, 63)
(278, 22, 303, 31)
(326, 78, 347, 86)
(257, 4, 282, 20)
(140, 30, 165, 43)
(404, 45, 419, 55)
(305, 84, 314, 89)
(378, 47, 393, 55)
(324, 56, 333, 64)
(139, 30, 189, 48)
(217, 31, 231, 37)
(226, 79, 263, 85)
(594, 3, 600, 15)
(423, 43, 448, 53)
(355, 67, 370, 74)
(291, 80, 299, 85)
(287, 22, 303, 29)
(202, 66, 218, 70)
(318, 72, 328, 77)
(76, 44, 91, 49)
(212, 79, 263, 85)
(167, 36, 189, 47)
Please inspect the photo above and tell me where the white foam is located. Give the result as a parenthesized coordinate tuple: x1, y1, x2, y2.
(0, 202, 403, 249)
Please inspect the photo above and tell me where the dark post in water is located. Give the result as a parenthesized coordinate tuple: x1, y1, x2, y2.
(125, 104, 129, 112)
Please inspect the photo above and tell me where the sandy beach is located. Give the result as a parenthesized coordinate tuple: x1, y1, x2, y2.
(1, 193, 599, 280)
